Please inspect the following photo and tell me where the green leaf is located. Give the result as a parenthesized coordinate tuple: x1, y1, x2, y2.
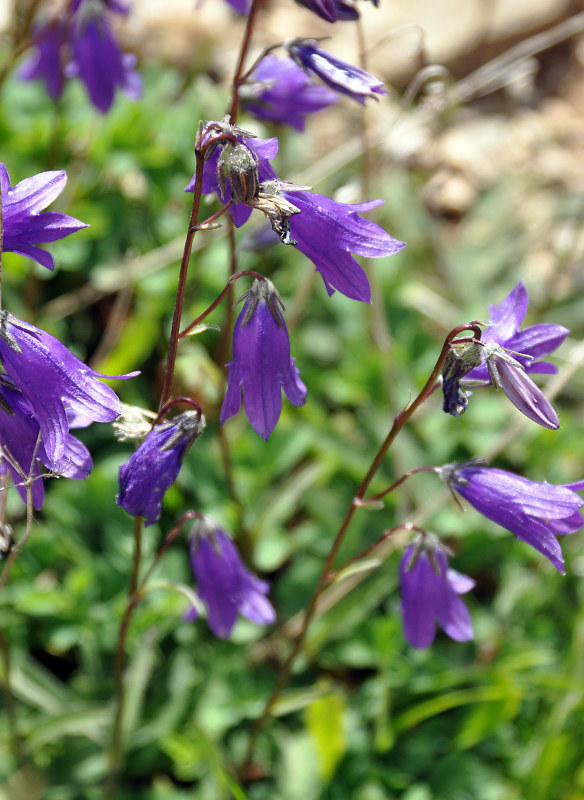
(304, 687, 347, 780)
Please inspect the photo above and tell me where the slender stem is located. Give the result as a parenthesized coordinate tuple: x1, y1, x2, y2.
(242, 323, 482, 767)
(179, 269, 264, 338)
(0, 629, 23, 763)
(363, 465, 438, 503)
(139, 511, 199, 591)
(0, 0, 44, 93)
(329, 522, 427, 580)
(104, 516, 143, 799)
(227, 0, 263, 123)
(158, 148, 206, 411)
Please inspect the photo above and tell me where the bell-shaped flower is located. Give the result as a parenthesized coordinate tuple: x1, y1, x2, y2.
(221, 279, 306, 440)
(465, 282, 569, 382)
(400, 533, 474, 649)
(117, 411, 205, 526)
(0, 382, 92, 510)
(18, 19, 69, 100)
(0, 312, 134, 472)
(187, 517, 276, 639)
(242, 55, 338, 131)
(0, 164, 88, 270)
(286, 38, 387, 104)
(186, 127, 405, 302)
(440, 461, 584, 574)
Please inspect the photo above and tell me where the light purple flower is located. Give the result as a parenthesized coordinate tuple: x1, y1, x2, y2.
(0, 312, 133, 472)
(223, 0, 251, 13)
(221, 279, 306, 440)
(186, 127, 405, 302)
(117, 411, 205, 526)
(243, 55, 338, 131)
(0, 164, 88, 271)
(188, 518, 276, 639)
(0, 382, 91, 509)
(286, 38, 387, 104)
(441, 462, 584, 574)
(400, 535, 474, 649)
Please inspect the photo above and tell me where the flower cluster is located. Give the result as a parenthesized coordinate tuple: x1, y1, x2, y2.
(19, 0, 142, 112)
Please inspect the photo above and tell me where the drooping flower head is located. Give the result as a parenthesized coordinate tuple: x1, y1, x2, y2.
(0, 312, 132, 473)
(458, 283, 569, 428)
(186, 121, 405, 302)
(286, 38, 387, 104)
(440, 461, 584, 574)
(187, 516, 276, 639)
(18, 0, 141, 113)
(242, 55, 338, 131)
(0, 164, 88, 270)
(0, 381, 92, 510)
(117, 410, 205, 526)
(400, 532, 474, 649)
(221, 279, 306, 440)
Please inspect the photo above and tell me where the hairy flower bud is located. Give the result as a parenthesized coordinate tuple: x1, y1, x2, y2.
(217, 143, 260, 204)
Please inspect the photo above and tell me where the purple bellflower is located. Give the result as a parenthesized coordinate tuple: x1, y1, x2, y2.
(0, 382, 92, 509)
(221, 279, 306, 440)
(441, 461, 584, 574)
(19, 1, 141, 113)
(186, 123, 405, 302)
(187, 517, 276, 639)
(117, 411, 205, 526)
(242, 55, 338, 131)
(0, 164, 88, 271)
(463, 282, 569, 429)
(400, 533, 475, 649)
(0, 312, 133, 473)
(223, 0, 251, 13)
(286, 38, 387, 104)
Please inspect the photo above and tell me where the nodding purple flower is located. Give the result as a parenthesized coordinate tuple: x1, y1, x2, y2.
(117, 411, 205, 526)
(186, 125, 405, 302)
(18, 19, 69, 100)
(462, 282, 569, 427)
(19, 1, 141, 113)
(0, 164, 88, 271)
(441, 461, 584, 574)
(0, 382, 92, 510)
(220, 279, 306, 440)
(286, 38, 387, 104)
(242, 55, 338, 131)
(400, 533, 474, 649)
(187, 517, 276, 639)
(0, 312, 133, 473)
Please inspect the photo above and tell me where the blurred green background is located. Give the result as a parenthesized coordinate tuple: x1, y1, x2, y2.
(1, 1, 584, 798)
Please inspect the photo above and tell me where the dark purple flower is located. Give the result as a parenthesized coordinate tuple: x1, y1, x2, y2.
(243, 55, 338, 131)
(221, 279, 306, 440)
(441, 462, 584, 574)
(295, 0, 358, 22)
(400, 534, 474, 649)
(286, 38, 387, 104)
(186, 127, 405, 302)
(0, 312, 133, 473)
(19, 1, 141, 113)
(69, 6, 142, 113)
(18, 20, 69, 100)
(117, 411, 205, 526)
(0, 382, 92, 509)
(188, 518, 276, 639)
(0, 164, 88, 271)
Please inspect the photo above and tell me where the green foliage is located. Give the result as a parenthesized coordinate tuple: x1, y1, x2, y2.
(1, 6, 584, 800)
